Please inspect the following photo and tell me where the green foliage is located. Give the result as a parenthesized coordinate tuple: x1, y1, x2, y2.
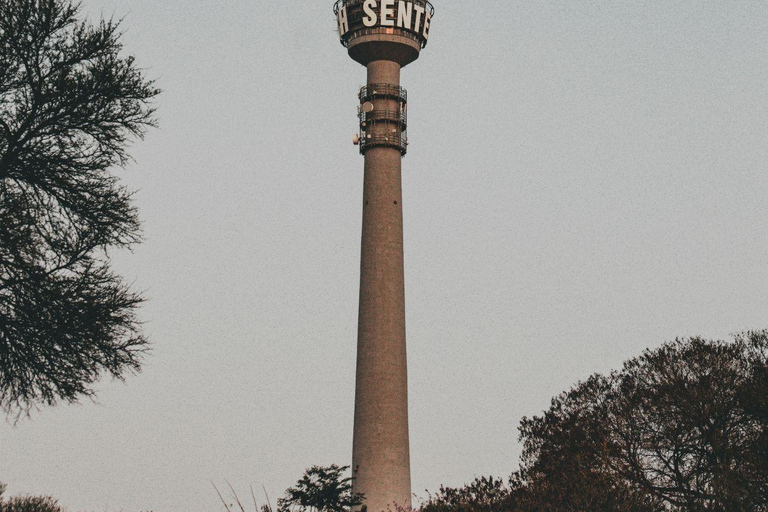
(277, 465, 364, 512)
(0, 0, 158, 415)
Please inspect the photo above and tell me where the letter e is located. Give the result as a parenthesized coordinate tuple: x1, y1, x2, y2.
(381, 0, 395, 27)
(423, 9, 432, 40)
(413, 4, 425, 33)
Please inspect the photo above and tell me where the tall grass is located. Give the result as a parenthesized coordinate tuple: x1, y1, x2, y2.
(212, 482, 274, 512)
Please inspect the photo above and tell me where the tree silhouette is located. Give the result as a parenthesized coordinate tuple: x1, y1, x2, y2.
(419, 476, 512, 512)
(0, 0, 158, 415)
(0, 484, 64, 512)
(512, 331, 768, 511)
(277, 465, 364, 512)
(418, 331, 767, 511)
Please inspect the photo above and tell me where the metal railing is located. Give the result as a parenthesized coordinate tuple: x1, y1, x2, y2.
(359, 84, 407, 103)
(342, 26, 425, 49)
(334, 0, 434, 49)
(360, 109, 407, 126)
(359, 132, 408, 155)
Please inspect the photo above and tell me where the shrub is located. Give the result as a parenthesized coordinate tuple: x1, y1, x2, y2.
(0, 486, 65, 512)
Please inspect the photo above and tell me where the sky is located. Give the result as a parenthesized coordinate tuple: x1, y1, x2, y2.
(2, 1, 768, 511)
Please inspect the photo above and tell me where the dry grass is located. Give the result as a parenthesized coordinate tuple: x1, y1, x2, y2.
(212, 482, 274, 512)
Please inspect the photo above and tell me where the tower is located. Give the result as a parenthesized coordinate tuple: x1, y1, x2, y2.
(333, 1, 434, 511)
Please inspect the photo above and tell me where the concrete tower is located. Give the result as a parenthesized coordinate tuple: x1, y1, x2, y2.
(333, 2, 434, 511)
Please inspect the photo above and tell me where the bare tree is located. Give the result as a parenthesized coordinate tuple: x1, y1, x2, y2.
(0, 0, 158, 416)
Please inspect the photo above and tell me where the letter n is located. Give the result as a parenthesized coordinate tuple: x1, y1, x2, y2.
(397, 1, 413, 30)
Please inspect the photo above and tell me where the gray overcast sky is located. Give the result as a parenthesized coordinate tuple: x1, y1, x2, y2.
(2, 1, 767, 511)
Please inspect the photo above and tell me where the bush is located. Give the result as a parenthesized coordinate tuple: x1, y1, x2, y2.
(419, 476, 512, 512)
(0, 485, 65, 512)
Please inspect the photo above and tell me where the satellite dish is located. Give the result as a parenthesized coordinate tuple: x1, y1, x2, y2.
(362, 102, 374, 113)
(353, 134, 360, 145)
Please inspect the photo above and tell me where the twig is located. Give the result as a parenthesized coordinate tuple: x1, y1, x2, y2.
(263, 484, 274, 512)
(212, 481, 232, 511)
(227, 480, 247, 512)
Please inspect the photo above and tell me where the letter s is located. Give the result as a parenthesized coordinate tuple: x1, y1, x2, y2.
(363, 0, 378, 27)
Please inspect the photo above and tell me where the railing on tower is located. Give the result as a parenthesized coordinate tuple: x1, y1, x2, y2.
(359, 84, 407, 103)
(357, 84, 408, 155)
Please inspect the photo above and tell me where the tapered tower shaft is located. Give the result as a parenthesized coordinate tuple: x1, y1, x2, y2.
(333, 2, 434, 510)
(353, 60, 411, 512)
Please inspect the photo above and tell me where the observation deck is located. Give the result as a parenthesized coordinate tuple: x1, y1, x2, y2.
(334, 0, 435, 66)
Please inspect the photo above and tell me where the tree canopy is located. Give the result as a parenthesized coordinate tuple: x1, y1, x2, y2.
(0, 0, 158, 415)
(277, 465, 364, 512)
(420, 331, 768, 512)
(0, 484, 64, 512)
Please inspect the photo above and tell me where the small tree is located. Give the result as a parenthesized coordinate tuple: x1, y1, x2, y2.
(0, 0, 158, 415)
(277, 465, 364, 512)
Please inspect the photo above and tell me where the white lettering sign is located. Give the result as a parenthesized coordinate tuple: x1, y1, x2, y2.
(397, 1, 413, 31)
(363, 0, 378, 27)
(380, 0, 396, 27)
(413, 4, 425, 34)
(348, 1, 433, 39)
(337, 6, 349, 37)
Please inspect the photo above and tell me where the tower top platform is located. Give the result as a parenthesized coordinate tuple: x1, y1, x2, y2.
(334, 0, 434, 67)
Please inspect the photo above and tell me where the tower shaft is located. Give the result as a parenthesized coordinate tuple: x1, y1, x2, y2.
(334, 2, 434, 509)
(353, 60, 411, 512)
